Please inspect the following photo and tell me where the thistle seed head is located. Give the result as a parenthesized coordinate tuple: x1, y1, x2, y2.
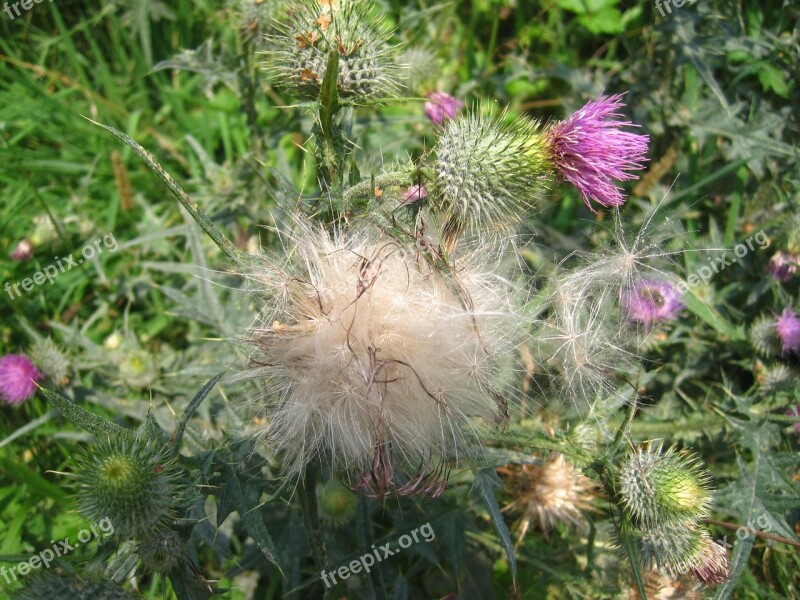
(266, 0, 398, 102)
(619, 442, 712, 528)
(243, 221, 525, 494)
(431, 109, 549, 240)
(74, 435, 184, 540)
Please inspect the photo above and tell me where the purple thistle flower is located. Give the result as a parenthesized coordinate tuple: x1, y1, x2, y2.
(776, 307, 800, 355)
(546, 94, 649, 211)
(768, 250, 798, 282)
(10, 239, 33, 262)
(424, 91, 464, 126)
(622, 279, 683, 328)
(0, 354, 42, 405)
(401, 184, 428, 204)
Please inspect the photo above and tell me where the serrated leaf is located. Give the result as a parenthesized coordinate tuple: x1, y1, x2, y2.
(41, 387, 126, 439)
(473, 467, 516, 579)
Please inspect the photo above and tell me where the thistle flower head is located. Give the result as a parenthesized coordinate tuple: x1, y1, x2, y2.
(244, 221, 524, 495)
(0, 353, 42, 405)
(776, 307, 800, 355)
(74, 435, 184, 540)
(768, 250, 799, 282)
(501, 453, 598, 542)
(29, 337, 70, 386)
(749, 314, 782, 357)
(11, 239, 33, 261)
(622, 279, 683, 328)
(119, 348, 158, 389)
(432, 109, 549, 240)
(757, 362, 795, 395)
(401, 184, 428, 204)
(633, 525, 728, 584)
(424, 91, 464, 126)
(619, 442, 712, 527)
(266, 0, 398, 103)
(545, 94, 649, 210)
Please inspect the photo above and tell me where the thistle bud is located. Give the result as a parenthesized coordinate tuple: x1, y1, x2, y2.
(74, 435, 184, 540)
(119, 348, 158, 389)
(618, 442, 712, 528)
(431, 109, 549, 239)
(749, 315, 781, 357)
(12, 569, 135, 600)
(318, 480, 357, 525)
(633, 525, 729, 584)
(266, 0, 398, 103)
(29, 337, 70, 386)
(757, 362, 795, 395)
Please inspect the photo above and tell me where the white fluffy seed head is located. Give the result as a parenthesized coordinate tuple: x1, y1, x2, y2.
(244, 220, 525, 493)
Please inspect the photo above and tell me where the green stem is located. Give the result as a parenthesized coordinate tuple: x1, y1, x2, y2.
(342, 171, 414, 204)
(356, 495, 386, 600)
(299, 466, 330, 598)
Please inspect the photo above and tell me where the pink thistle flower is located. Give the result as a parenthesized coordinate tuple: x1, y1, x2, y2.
(10, 239, 33, 262)
(424, 91, 464, 126)
(622, 279, 684, 328)
(0, 354, 42, 405)
(776, 307, 800, 355)
(401, 184, 428, 204)
(546, 94, 649, 211)
(768, 250, 798, 282)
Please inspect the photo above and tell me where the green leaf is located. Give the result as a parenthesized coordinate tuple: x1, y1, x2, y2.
(169, 371, 225, 457)
(473, 467, 516, 579)
(41, 387, 126, 439)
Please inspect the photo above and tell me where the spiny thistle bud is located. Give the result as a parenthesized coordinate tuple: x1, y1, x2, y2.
(396, 47, 438, 94)
(244, 221, 523, 495)
(235, 0, 285, 44)
(633, 525, 729, 584)
(74, 435, 184, 540)
(618, 442, 712, 528)
(12, 569, 135, 600)
(136, 528, 186, 574)
(500, 453, 598, 542)
(119, 348, 158, 389)
(545, 94, 649, 211)
(266, 0, 398, 103)
(318, 480, 357, 525)
(749, 314, 781, 357)
(776, 307, 800, 355)
(29, 337, 70, 386)
(431, 109, 549, 240)
(757, 362, 795, 395)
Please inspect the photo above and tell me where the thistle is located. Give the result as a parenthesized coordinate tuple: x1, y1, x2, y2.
(545, 94, 649, 210)
(29, 337, 70, 386)
(74, 435, 184, 540)
(622, 279, 684, 328)
(424, 91, 464, 126)
(749, 314, 782, 357)
(266, 0, 398, 103)
(618, 442, 712, 528)
(431, 109, 549, 241)
(633, 525, 728, 584)
(317, 480, 357, 525)
(12, 569, 135, 600)
(0, 353, 42, 406)
(10, 239, 33, 261)
(757, 362, 795, 395)
(776, 307, 800, 355)
(768, 250, 799, 282)
(500, 453, 599, 543)
(119, 348, 158, 390)
(244, 221, 523, 495)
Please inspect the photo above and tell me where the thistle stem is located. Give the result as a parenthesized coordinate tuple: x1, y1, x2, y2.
(342, 172, 414, 204)
(703, 518, 800, 549)
(299, 466, 330, 598)
(356, 494, 386, 600)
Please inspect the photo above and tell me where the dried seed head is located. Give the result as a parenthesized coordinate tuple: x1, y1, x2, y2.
(243, 221, 524, 494)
